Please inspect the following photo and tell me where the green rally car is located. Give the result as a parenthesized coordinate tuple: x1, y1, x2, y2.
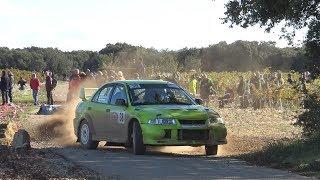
(74, 80, 227, 155)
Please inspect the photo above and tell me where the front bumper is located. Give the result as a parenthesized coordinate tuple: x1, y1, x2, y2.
(140, 123, 227, 146)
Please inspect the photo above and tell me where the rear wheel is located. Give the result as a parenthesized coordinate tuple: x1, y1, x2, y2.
(79, 120, 99, 150)
(205, 145, 218, 155)
(133, 121, 146, 155)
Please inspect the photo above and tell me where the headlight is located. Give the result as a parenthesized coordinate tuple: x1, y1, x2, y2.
(148, 118, 177, 125)
(208, 117, 225, 124)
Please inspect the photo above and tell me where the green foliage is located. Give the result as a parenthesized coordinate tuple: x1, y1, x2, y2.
(222, 0, 319, 73)
(241, 135, 320, 176)
(0, 42, 308, 76)
(295, 94, 320, 137)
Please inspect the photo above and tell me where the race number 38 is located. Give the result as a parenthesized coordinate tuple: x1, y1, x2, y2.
(112, 112, 125, 124)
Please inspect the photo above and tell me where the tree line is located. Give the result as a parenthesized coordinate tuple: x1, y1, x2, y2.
(0, 41, 306, 78)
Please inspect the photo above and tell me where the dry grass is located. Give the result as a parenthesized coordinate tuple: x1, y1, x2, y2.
(215, 107, 302, 156)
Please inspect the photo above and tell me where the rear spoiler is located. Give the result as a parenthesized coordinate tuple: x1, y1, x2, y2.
(79, 87, 98, 101)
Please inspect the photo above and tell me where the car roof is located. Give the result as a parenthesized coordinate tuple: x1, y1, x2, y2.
(111, 80, 172, 85)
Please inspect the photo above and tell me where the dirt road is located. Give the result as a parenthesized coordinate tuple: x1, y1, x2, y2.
(49, 145, 309, 179)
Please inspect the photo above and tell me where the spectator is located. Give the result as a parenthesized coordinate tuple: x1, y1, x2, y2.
(199, 74, 213, 105)
(287, 73, 294, 85)
(67, 69, 81, 101)
(134, 73, 140, 80)
(85, 69, 94, 80)
(0, 71, 9, 105)
(96, 71, 105, 86)
(250, 72, 259, 89)
(188, 74, 198, 96)
(8, 71, 14, 103)
(51, 73, 58, 90)
(103, 70, 109, 81)
(109, 75, 115, 82)
(117, 71, 125, 80)
(30, 73, 41, 105)
(18, 77, 27, 90)
(79, 72, 87, 81)
(219, 87, 234, 108)
(304, 71, 311, 83)
(274, 72, 284, 109)
(139, 58, 147, 78)
(173, 72, 181, 85)
(155, 74, 163, 80)
(237, 76, 247, 108)
(45, 71, 54, 105)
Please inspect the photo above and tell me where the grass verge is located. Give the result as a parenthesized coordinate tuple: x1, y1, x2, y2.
(238, 135, 320, 178)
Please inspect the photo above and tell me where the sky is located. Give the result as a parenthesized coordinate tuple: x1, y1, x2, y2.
(0, 0, 306, 51)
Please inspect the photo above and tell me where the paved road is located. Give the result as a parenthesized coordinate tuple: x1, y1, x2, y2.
(51, 146, 309, 180)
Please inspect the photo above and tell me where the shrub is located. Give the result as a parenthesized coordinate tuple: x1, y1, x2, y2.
(295, 93, 320, 137)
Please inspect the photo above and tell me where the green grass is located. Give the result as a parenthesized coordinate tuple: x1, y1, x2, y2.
(13, 87, 46, 104)
(239, 135, 320, 177)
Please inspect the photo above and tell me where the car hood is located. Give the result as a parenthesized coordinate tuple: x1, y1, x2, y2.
(134, 105, 209, 122)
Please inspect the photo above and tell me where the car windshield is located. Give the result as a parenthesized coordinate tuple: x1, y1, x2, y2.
(129, 83, 194, 106)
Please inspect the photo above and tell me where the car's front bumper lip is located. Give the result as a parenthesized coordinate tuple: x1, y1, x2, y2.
(140, 123, 227, 146)
(147, 139, 227, 146)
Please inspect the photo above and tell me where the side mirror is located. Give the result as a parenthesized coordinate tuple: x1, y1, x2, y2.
(115, 99, 127, 106)
(195, 98, 203, 105)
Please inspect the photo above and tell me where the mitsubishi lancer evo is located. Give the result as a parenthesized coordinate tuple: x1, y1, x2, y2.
(74, 80, 227, 155)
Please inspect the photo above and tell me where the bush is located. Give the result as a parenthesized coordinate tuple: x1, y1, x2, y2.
(295, 94, 320, 137)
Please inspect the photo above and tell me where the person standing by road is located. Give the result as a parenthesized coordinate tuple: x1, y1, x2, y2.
(18, 77, 27, 90)
(274, 72, 284, 109)
(188, 74, 198, 97)
(30, 73, 40, 105)
(0, 71, 9, 105)
(199, 74, 213, 105)
(45, 71, 54, 105)
(8, 71, 14, 103)
(117, 71, 125, 80)
(67, 69, 81, 101)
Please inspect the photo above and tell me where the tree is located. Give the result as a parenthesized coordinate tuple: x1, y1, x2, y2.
(222, 0, 320, 72)
(83, 52, 103, 71)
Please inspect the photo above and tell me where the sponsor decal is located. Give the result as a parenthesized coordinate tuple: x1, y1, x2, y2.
(128, 84, 141, 89)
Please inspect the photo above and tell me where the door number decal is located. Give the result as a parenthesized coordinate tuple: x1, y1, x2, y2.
(111, 112, 125, 124)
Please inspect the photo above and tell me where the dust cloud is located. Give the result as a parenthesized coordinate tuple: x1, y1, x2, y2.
(34, 101, 79, 146)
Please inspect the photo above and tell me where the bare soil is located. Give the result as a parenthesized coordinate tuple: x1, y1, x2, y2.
(0, 145, 99, 179)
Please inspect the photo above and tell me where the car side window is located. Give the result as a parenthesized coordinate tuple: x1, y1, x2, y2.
(92, 86, 113, 104)
(110, 85, 127, 105)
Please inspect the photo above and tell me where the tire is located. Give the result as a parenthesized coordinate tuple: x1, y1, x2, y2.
(79, 120, 99, 150)
(132, 121, 146, 155)
(205, 145, 218, 155)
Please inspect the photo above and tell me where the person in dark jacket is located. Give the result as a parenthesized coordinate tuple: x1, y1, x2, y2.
(8, 71, 14, 103)
(45, 71, 54, 105)
(18, 77, 27, 90)
(0, 71, 9, 105)
(199, 74, 213, 105)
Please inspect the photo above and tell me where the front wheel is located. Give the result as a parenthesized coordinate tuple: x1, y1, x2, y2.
(133, 121, 146, 155)
(205, 145, 218, 155)
(79, 120, 99, 150)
